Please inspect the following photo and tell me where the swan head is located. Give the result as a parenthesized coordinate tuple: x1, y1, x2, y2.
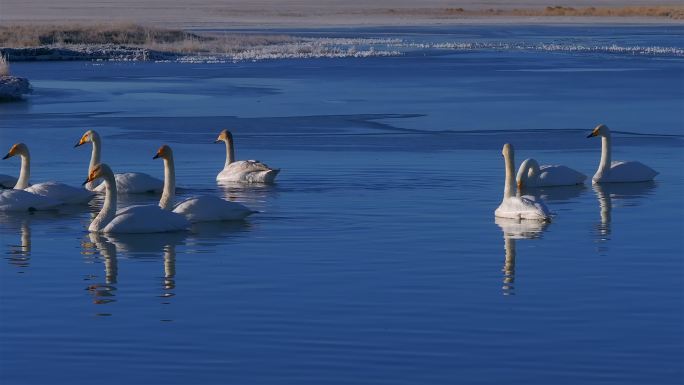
(2, 143, 28, 160)
(501, 143, 514, 158)
(83, 163, 112, 185)
(214, 129, 233, 144)
(153, 144, 173, 160)
(75, 129, 99, 147)
(587, 124, 609, 138)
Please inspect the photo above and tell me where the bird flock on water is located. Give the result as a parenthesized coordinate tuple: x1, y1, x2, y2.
(0, 124, 658, 232)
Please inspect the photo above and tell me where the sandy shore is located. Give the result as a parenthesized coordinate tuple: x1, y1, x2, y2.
(1, 0, 682, 28)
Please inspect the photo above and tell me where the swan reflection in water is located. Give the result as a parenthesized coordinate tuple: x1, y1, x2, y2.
(0, 212, 60, 269)
(79, 221, 251, 316)
(3, 217, 32, 268)
(495, 217, 550, 296)
(217, 180, 278, 212)
(593, 181, 657, 241)
(80, 232, 187, 312)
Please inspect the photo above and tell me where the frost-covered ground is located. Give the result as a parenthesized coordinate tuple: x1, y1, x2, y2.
(4, 32, 683, 64)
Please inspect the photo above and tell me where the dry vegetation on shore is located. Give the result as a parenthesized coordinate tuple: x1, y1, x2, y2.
(0, 24, 294, 53)
(364, 5, 684, 20)
(0, 55, 10, 76)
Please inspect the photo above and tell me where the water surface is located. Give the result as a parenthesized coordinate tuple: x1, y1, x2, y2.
(1, 25, 683, 385)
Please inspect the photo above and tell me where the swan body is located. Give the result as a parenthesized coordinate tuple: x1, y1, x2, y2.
(214, 129, 279, 184)
(587, 124, 658, 183)
(516, 158, 586, 188)
(3, 143, 94, 204)
(155, 145, 255, 223)
(0, 174, 17, 189)
(495, 144, 551, 221)
(25, 181, 95, 205)
(76, 130, 164, 193)
(0, 189, 62, 211)
(86, 163, 189, 233)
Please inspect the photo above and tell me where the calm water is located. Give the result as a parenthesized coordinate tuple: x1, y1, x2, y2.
(1, 25, 683, 385)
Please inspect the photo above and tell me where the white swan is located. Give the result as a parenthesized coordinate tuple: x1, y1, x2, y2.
(84, 163, 190, 233)
(494, 143, 552, 221)
(516, 158, 586, 189)
(0, 174, 17, 189)
(154, 145, 255, 222)
(3, 143, 94, 204)
(587, 124, 658, 183)
(215, 129, 280, 184)
(75, 129, 164, 194)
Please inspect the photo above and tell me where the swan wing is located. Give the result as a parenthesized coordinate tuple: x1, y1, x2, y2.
(537, 165, 587, 186)
(173, 195, 254, 223)
(103, 205, 189, 233)
(0, 189, 62, 211)
(217, 160, 280, 184)
(93, 172, 163, 194)
(600, 161, 659, 183)
(25, 181, 94, 204)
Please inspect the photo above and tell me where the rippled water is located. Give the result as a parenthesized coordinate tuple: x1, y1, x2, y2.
(1, 25, 683, 385)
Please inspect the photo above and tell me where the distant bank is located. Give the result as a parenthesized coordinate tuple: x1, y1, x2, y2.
(1, 0, 682, 28)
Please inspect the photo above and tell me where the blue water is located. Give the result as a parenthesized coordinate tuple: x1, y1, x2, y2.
(1, 25, 683, 385)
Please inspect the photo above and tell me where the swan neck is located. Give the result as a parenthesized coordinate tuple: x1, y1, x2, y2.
(91, 172, 117, 232)
(225, 138, 235, 166)
(503, 151, 516, 199)
(86, 135, 102, 190)
(14, 152, 30, 190)
(159, 154, 176, 210)
(597, 134, 612, 176)
(516, 158, 540, 187)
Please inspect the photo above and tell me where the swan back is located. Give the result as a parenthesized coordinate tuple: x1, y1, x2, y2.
(104, 205, 190, 233)
(173, 195, 254, 223)
(0, 189, 62, 211)
(25, 181, 94, 204)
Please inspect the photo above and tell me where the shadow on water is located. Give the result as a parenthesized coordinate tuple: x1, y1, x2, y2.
(495, 217, 550, 296)
(593, 181, 657, 242)
(521, 184, 587, 203)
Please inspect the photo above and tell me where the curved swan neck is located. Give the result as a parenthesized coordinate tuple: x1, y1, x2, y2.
(159, 153, 176, 210)
(90, 171, 117, 232)
(517, 158, 540, 183)
(596, 133, 612, 177)
(224, 137, 235, 166)
(14, 151, 30, 190)
(503, 150, 516, 199)
(85, 133, 102, 190)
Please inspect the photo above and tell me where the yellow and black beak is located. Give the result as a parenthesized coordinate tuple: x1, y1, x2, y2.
(586, 131, 598, 138)
(82, 174, 94, 186)
(75, 137, 87, 148)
